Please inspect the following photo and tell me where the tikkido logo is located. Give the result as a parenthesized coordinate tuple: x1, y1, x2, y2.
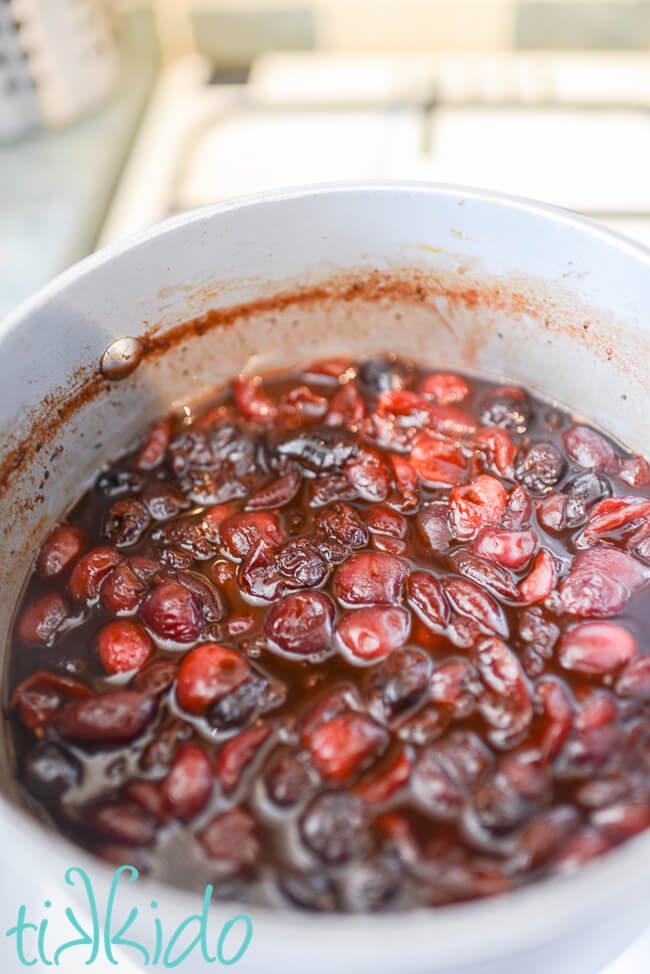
(5, 865, 253, 968)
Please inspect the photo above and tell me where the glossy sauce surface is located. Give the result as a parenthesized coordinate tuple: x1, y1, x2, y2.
(5, 357, 650, 912)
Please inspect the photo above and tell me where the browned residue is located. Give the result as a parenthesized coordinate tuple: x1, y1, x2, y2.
(0, 264, 642, 509)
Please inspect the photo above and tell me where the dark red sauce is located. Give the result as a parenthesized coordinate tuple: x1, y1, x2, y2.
(5, 356, 650, 911)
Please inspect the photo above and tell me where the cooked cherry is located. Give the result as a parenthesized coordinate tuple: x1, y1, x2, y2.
(23, 742, 80, 799)
(308, 712, 387, 782)
(558, 622, 637, 675)
(277, 539, 328, 588)
(279, 873, 337, 911)
(176, 644, 250, 715)
(514, 442, 566, 495)
(562, 425, 619, 473)
(333, 552, 407, 607)
(449, 475, 507, 540)
(68, 546, 122, 602)
(416, 501, 453, 553)
(11, 672, 92, 731)
(265, 753, 312, 807)
(100, 562, 145, 614)
(103, 498, 151, 547)
(559, 546, 648, 617)
(56, 691, 156, 743)
(133, 659, 178, 695)
(315, 503, 368, 548)
(264, 591, 335, 657)
(324, 381, 366, 427)
(420, 372, 470, 405)
(218, 725, 272, 793)
(300, 791, 370, 864)
(36, 525, 85, 578)
(358, 355, 413, 394)
(85, 804, 156, 846)
(343, 856, 401, 911)
(17, 592, 71, 645)
(246, 469, 302, 510)
(98, 621, 152, 674)
(161, 743, 213, 820)
(365, 647, 433, 722)
(141, 483, 190, 520)
(219, 511, 284, 559)
(344, 446, 392, 501)
(337, 606, 410, 663)
(207, 670, 268, 729)
(140, 580, 202, 643)
(480, 386, 531, 433)
(199, 807, 259, 870)
(564, 472, 612, 527)
(136, 417, 172, 470)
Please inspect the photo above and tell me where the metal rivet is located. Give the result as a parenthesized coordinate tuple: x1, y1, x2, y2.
(100, 337, 143, 379)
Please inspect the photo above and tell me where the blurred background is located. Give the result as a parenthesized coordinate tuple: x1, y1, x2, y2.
(2, 0, 650, 318)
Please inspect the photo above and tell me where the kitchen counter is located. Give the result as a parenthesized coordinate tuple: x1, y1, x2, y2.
(0, 10, 158, 320)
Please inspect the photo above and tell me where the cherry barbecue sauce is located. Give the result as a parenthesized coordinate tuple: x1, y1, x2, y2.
(5, 357, 650, 911)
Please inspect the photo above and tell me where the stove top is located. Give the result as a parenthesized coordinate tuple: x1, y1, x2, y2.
(100, 52, 650, 250)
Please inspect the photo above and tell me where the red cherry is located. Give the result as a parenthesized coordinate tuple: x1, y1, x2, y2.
(199, 807, 259, 868)
(534, 677, 573, 760)
(279, 385, 328, 425)
(445, 578, 508, 638)
(218, 724, 272, 793)
(97, 621, 152, 674)
(449, 475, 507, 540)
(176, 644, 250, 714)
(365, 504, 407, 538)
(219, 511, 285, 559)
(308, 713, 386, 782)
(558, 622, 637, 674)
(420, 372, 470, 405)
(161, 743, 214, 821)
(345, 446, 391, 502)
(140, 580, 202, 643)
(201, 502, 240, 542)
(430, 660, 480, 717)
(409, 433, 467, 486)
(562, 425, 619, 473)
(232, 375, 277, 423)
(36, 525, 85, 578)
(473, 526, 537, 569)
(337, 606, 411, 662)
(136, 417, 172, 470)
(475, 427, 516, 475)
(324, 381, 366, 426)
(10, 671, 92, 730)
(559, 546, 648, 616)
(577, 496, 650, 547)
(619, 456, 650, 487)
(406, 571, 450, 629)
(333, 552, 408, 607)
(100, 562, 146, 614)
(264, 591, 335, 657)
(17, 592, 71, 645)
(354, 746, 412, 803)
(473, 638, 533, 748)
(68, 546, 121, 602)
(616, 655, 650, 700)
(518, 549, 554, 604)
(387, 452, 419, 509)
